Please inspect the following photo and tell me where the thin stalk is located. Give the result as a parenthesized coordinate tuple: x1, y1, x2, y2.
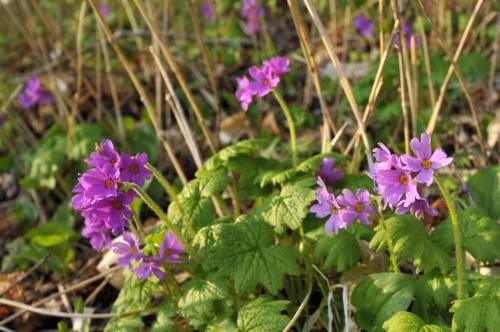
(127, 182, 201, 263)
(374, 200, 399, 273)
(146, 163, 196, 238)
(434, 174, 463, 300)
(213, 193, 231, 216)
(231, 176, 241, 217)
(272, 89, 297, 168)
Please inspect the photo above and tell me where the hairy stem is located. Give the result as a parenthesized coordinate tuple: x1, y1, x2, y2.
(146, 163, 196, 238)
(434, 174, 463, 300)
(126, 182, 201, 263)
(272, 89, 297, 168)
(374, 200, 400, 273)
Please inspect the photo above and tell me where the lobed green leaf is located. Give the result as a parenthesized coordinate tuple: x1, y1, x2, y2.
(236, 296, 290, 332)
(383, 311, 451, 332)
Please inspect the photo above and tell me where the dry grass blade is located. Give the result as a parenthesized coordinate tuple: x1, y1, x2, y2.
(132, 0, 218, 154)
(303, 0, 373, 167)
(419, 0, 487, 160)
(425, 0, 486, 136)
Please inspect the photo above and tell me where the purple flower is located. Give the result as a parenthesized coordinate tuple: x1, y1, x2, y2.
(401, 133, 453, 186)
(353, 14, 374, 37)
(80, 163, 120, 199)
(132, 261, 166, 280)
(116, 153, 151, 187)
(395, 23, 421, 49)
(262, 56, 290, 76)
(84, 139, 120, 169)
(241, 0, 265, 33)
(337, 188, 376, 227)
(376, 166, 420, 208)
(201, 2, 214, 21)
(100, 3, 111, 18)
(248, 66, 280, 97)
(18, 76, 53, 109)
(82, 217, 112, 251)
(228, 172, 240, 179)
(88, 193, 133, 234)
(154, 232, 185, 262)
(71, 183, 92, 210)
(396, 197, 437, 218)
(113, 232, 143, 268)
(310, 177, 344, 234)
(316, 158, 343, 185)
(235, 76, 255, 111)
(371, 143, 396, 171)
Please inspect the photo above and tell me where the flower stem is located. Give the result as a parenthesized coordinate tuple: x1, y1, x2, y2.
(434, 174, 463, 300)
(272, 89, 297, 169)
(231, 176, 241, 217)
(126, 182, 201, 263)
(146, 163, 196, 238)
(373, 199, 399, 273)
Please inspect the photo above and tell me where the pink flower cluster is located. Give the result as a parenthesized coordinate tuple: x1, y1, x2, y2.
(310, 178, 376, 235)
(72, 140, 151, 250)
(113, 231, 185, 280)
(240, 0, 265, 33)
(18, 76, 53, 109)
(235, 56, 290, 111)
(368, 133, 452, 217)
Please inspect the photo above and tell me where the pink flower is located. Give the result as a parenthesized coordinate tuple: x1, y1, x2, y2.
(116, 153, 151, 187)
(262, 56, 290, 76)
(236, 76, 255, 111)
(316, 158, 343, 185)
(131, 261, 165, 280)
(337, 189, 376, 227)
(154, 232, 185, 262)
(376, 166, 420, 208)
(353, 14, 374, 37)
(18, 76, 53, 109)
(248, 66, 280, 97)
(310, 178, 344, 234)
(201, 2, 214, 20)
(401, 133, 453, 186)
(113, 232, 143, 268)
(80, 163, 120, 199)
(84, 139, 120, 169)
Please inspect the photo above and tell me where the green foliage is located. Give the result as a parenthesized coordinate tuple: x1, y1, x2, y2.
(383, 311, 451, 332)
(110, 271, 162, 314)
(336, 174, 376, 194)
(255, 177, 316, 233)
(466, 165, 500, 219)
(314, 223, 374, 271)
(196, 215, 300, 296)
(371, 214, 453, 273)
(150, 297, 177, 332)
(178, 274, 229, 328)
(352, 273, 417, 331)
(12, 197, 38, 229)
(104, 315, 144, 332)
(296, 152, 347, 173)
(236, 296, 290, 332)
(430, 206, 500, 264)
(450, 278, 500, 332)
(203, 138, 271, 171)
(68, 124, 106, 161)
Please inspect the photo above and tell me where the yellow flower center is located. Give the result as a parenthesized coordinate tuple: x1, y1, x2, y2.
(263, 79, 270, 86)
(130, 247, 136, 254)
(354, 203, 365, 213)
(105, 179, 114, 188)
(399, 174, 409, 185)
(421, 158, 431, 169)
(164, 248, 171, 256)
(331, 205, 338, 214)
(111, 158, 117, 166)
(111, 200, 122, 209)
(130, 165, 139, 173)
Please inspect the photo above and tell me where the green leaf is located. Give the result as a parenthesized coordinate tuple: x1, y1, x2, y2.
(12, 197, 38, 229)
(296, 152, 347, 173)
(204, 139, 271, 171)
(237, 296, 290, 332)
(371, 214, 453, 273)
(383, 311, 451, 332)
(336, 174, 375, 193)
(255, 178, 315, 232)
(68, 124, 106, 161)
(167, 179, 216, 233)
(111, 272, 162, 314)
(450, 279, 500, 332)
(27, 135, 66, 189)
(198, 168, 231, 197)
(411, 269, 457, 320)
(199, 215, 300, 295)
(352, 273, 417, 331)
(430, 206, 500, 264)
(151, 297, 177, 332)
(126, 124, 158, 164)
(178, 274, 229, 319)
(105, 315, 144, 332)
(314, 223, 374, 271)
(225, 155, 270, 190)
(466, 165, 500, 219)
